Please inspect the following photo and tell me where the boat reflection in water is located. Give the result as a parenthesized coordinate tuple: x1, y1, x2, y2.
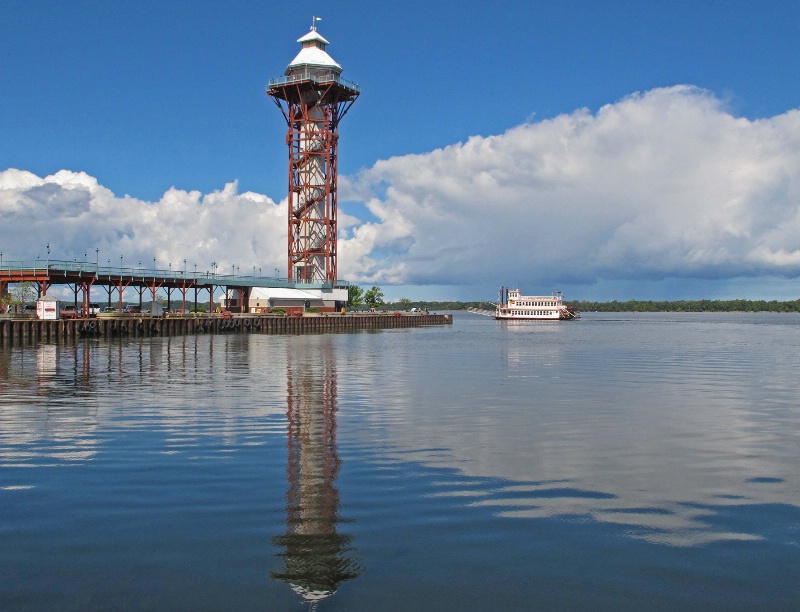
(271, 335, 363, 609)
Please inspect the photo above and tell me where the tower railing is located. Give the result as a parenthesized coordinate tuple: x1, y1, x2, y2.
(268, 71, 360, 93)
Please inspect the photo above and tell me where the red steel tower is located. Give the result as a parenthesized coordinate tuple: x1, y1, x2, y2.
(268, 19, 360, 283)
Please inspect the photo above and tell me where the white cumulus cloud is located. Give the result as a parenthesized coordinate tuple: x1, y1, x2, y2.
(338, 86, 800, 293)
(0, 170, 285, 276)
(3, 85, 800, 300)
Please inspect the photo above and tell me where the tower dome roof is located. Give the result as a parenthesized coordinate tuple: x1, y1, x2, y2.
(286, 28, 342, 74)
(297, 30, 330, 45)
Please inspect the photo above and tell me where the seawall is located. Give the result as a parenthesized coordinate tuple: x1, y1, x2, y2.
(0, 313, 452, 345)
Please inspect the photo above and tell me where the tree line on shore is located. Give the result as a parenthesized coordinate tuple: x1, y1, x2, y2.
(348, 285, 800, 313)
(567, 299, 800, 312)
(5, 281, 798, 315)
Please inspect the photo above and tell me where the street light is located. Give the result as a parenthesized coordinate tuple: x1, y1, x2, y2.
(46, 243, 50, 268)
(95, 248, 99, 270)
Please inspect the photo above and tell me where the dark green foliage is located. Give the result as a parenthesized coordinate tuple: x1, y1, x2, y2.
(568, 299, 800, 312)
(348, 285, 365, 307)
(381, 299, 800, 312)
(364, 286, 385, 308)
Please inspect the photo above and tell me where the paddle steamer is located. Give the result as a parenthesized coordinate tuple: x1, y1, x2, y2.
(494, 287, 579, 320)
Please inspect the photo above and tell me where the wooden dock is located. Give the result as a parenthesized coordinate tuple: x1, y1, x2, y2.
(0, 313, 452, 345)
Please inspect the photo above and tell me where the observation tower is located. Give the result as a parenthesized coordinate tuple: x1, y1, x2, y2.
(268, 18, 360, 283)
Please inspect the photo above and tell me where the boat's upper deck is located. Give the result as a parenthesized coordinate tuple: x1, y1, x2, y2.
(507, 290, 563, 308)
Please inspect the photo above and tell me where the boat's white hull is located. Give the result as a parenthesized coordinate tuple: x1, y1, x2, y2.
(494, 313, 561, 320)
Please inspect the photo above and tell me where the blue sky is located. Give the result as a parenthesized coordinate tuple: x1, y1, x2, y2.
(2, 1, 800, 301)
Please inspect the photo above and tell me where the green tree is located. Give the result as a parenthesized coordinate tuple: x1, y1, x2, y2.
(398, 297, 412, 311)
(7, 281, 36, 312)
(1, 293, 13, 314)
(364, 286, 385, 309)
(348, 284, 365, 307)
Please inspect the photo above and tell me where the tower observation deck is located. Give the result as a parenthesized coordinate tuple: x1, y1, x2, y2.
(268, 19, 360, 284)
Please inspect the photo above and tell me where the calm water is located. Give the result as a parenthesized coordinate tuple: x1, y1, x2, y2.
(1, 312, 799, 611)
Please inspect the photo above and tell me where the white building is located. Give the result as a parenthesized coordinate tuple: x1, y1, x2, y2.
(36, 294, 59, 320)
(221, 286, 348, 314)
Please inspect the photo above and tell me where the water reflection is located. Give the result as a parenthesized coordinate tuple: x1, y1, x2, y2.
(271, 335, 363, 608)
(2, 313, 797, 574)
(0, 343, 102, 464)
(366, 314, 800, 548)
(0, 336, 288, 467)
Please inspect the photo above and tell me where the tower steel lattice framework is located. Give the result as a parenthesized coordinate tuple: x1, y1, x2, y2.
(268, 21, 359, 283)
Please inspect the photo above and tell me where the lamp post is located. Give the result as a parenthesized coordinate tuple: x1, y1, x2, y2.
(95, 248, 99, 271)
(46, 243, 50, 268)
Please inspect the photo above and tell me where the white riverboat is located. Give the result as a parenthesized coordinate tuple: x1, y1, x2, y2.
(494, 287, 579, 320)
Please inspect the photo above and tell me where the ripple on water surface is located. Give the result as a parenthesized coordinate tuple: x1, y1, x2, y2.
(1, 315, 800, 609)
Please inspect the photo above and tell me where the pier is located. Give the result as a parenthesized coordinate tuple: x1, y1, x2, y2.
(0, 260, 349, 314)
(0, 312, 452, 345)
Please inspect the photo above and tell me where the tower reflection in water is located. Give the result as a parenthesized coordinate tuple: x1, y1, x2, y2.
(271, 335, 363, 608)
